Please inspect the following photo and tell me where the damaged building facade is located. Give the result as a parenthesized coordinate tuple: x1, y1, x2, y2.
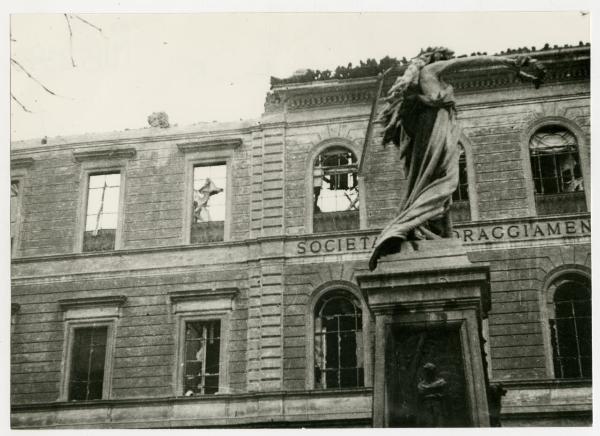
(10, 45, 591, 428)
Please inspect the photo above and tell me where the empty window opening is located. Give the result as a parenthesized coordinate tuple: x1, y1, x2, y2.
(314, 291, 364, 389)
(83, 172, 121, 252)
(10, 180, 19, 249)
(550, 274, 591, 379)
(530, 126, 586, 215)
(183, 320, 221, 395)
(68, 326, 108, 401)
(313, 147, 359, 232)
(450, 144, 470, 222)
(191, 164, 226, 243)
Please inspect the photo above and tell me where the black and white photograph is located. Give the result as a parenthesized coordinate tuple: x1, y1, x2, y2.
(7, 2, 595, 430)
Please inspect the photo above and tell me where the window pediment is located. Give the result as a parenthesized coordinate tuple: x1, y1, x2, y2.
(59, 295, 127, 320)
(72, 147, 136, 162)
(177, 138, 242, 154)
(11, 157, 35, 170)
(169, 288, 238, 314)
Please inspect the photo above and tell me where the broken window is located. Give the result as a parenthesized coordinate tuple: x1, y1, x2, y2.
(313, 147, 359, 233)
(11, 181, 19, 249)
(183, 320, 221, 396)
(550, 274, 591, 379)
(530, 126, 587, 214)
(68, 326, 108, 401)
(191, 164, 226, 243)
(83, 172, 121, 252)
(450, 144, 471, 222)
(314, 291, 364, 389)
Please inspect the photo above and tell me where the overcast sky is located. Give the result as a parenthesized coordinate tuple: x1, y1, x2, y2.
(10, 12, 590, 141)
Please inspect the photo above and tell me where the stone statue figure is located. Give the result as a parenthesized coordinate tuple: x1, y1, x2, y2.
(416, 362, 448, 427)
(368, 47, 545, 270)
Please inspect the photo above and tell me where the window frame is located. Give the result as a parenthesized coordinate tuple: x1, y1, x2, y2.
(521, 117, 590, 216)
(58, 295, 125, 402)
(59, 319, 117, 402)
(10, 157, 34, 257)
(304, 138, 365, 234)
(450, 137, 478, 222)
(73, 154, 132, 253)
(179, 139, 241, 244)
(10, 175, 25, 256)
(175, 313, 230, 396)
(547, 274, 591, 380)
(63, 322, 114, 401)
(539, 266, 591, 380)
(169, 288, 238, 396)
(305, 281, 372, 390)
(184, 160, 231, 244)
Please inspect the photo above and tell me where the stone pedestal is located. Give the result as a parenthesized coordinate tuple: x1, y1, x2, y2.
(357, 239, 491, 427)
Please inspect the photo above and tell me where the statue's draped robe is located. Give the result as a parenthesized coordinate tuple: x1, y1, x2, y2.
(368, 86, 460, 271)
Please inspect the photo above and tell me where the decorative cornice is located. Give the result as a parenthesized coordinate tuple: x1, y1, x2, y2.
(177, 138, 242, 154)
(265, 50, 589, 112)
(11, 387, 372, 411)
(73, 148, 136, 162)
(169, 287, 239, 303)
(497, 378, 592, 389)
(58, 295, 127, 310)
(10, 157, 34, 169)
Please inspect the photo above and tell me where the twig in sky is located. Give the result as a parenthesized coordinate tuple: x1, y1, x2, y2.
(11, 93, 32, 113)
(64, 13, 77, 67)
(73, 15, 103, 34)
(10, 58, 58, 96)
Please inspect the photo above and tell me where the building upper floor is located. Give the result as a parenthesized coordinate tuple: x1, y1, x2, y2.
(10, 45, 590, 259)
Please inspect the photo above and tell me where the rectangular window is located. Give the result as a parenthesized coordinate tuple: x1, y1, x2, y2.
(10, 180, 19, 249)
(313, 148, 360, 233)
(183, 320, 221, 396)
(68, 326, 108, 401)
(83, 172, 121, 252)
(191, 164, 226, 243)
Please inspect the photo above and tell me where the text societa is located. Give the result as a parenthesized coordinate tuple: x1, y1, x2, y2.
(295, 218, 590, 254)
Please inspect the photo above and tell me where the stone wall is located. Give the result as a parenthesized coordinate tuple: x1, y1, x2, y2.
(11, 47, 591, 426)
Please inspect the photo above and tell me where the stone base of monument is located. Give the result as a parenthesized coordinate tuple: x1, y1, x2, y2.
(357, 239, 491, 427)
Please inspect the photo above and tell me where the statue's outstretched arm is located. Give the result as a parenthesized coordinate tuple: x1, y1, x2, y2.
(427, 54, 544, 87)
(428, 55, 519, 76)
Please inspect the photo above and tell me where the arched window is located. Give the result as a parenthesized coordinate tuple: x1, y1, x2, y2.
(549, 274, 591, 379)
(450, 143, 470, 222)
(314, 290, 364, 389)
(529, 126, 587, 215)
(312, 147, 359, 233)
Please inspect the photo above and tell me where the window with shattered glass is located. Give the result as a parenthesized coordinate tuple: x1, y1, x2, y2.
(191, 164, 226, 243)
(450, 144, 471, 222)
(314, 291, 364, 389)
(11, 181, 19, 249)
(313, 147, 359, 233)
(550, 275, 591, 379)
(83, 173, 121, 252)
(183, 320, 221, 396)
(69, 326, 108, 401)
(530, 126, 587, 214)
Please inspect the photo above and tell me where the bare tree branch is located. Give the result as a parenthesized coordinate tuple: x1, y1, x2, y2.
(11, 93, 32, 113)
(64, 13, 76, 67)
(10, 58, 58, 96)
(73, 15, 103, 34)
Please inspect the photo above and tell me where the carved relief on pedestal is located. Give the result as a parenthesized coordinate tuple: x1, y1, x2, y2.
(386, 325, 470, 427)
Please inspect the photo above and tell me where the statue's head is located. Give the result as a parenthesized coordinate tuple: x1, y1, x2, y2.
(423, 362, 437, 380)
(416, 47, 455, 64)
